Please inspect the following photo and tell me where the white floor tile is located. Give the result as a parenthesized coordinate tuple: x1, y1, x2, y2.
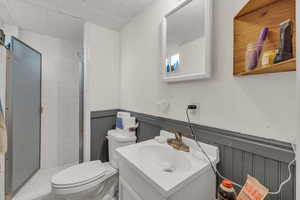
(13, 163, 74, 200)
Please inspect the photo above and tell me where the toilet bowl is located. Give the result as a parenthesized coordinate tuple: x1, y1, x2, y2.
(51, 130, 137, 200)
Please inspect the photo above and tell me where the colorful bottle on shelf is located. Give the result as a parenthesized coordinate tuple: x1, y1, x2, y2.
(246, 27, 269, 70)
(274, 19, 293, 63)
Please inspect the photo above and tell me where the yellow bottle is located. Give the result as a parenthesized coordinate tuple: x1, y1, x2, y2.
(261, 50, 277, 67)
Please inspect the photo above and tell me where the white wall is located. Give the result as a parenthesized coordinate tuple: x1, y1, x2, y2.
(0, 48, 5, 200)
(0, 24, 7, 118)
(20, 30, 80, 169)
(83, 22, 120, 161)
(0, 21, 4, 200)
(0, 24, 21, 114)
(120, 0, 297, 143)
(0, 23, 19, 200)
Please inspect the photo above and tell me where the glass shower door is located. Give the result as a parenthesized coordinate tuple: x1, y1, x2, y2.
(5, 37, 41, 195)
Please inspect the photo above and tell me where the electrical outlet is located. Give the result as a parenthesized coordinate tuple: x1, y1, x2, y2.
(189, 102, 200, 114)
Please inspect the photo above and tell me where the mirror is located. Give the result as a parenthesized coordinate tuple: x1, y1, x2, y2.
(161, 0, 212, 82)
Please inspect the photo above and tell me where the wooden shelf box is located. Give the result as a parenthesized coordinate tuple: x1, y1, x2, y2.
(234, 0, 296, 76)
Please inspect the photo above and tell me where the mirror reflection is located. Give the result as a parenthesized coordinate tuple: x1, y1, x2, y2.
(164, 0, 209, 81)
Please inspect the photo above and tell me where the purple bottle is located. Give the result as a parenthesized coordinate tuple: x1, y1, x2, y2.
(247, 27, 269, 70)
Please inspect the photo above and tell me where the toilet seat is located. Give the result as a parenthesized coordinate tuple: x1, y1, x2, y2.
(52, 175, 109, 195)
(52, 161, 107, 189)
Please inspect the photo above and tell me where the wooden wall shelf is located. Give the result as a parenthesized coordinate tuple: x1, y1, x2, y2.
(234, 0, 296, 76)
(237, 58, 295, 76)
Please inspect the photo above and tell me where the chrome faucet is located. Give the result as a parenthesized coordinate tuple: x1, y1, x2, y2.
(167, 132, 190, 152)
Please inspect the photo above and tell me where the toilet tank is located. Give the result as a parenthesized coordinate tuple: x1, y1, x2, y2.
(107, 130, 137, 169)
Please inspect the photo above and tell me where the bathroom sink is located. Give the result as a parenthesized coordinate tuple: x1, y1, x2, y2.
(138, 145, 191, 173)
(116, 131, 219, 197)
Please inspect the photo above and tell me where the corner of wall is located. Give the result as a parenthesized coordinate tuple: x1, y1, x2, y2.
(83, 21, 121, 161)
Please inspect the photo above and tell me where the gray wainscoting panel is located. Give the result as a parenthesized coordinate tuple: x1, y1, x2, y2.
(90, 110, 118, 161)
(91, 110, 295, 200)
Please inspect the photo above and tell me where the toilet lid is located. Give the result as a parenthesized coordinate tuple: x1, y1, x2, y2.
(51, 161, 106, 187)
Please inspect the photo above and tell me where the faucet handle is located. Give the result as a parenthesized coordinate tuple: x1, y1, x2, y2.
(174, 132, 182, 140)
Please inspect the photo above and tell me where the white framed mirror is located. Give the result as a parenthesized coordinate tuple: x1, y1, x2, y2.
(161, 0, 212, 82)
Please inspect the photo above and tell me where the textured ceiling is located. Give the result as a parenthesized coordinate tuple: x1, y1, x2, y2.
(0, 0, 154, 41)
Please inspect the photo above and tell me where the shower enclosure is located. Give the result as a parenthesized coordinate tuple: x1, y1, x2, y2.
(5, 37, 42, 196)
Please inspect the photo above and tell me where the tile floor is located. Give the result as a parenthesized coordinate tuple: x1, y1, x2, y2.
(13, 163, 74, 200)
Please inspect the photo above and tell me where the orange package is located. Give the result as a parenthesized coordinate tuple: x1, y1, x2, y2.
(237, 175, 269, 200)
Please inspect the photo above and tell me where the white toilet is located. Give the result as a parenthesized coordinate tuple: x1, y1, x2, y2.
(51, 130, 137, 200)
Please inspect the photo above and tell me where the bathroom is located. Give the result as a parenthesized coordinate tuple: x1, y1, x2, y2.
(0, 0, 299, 200)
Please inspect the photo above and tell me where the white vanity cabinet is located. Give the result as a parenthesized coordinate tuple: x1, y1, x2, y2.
(117, 137, 219, 200)
(119, 177, 143, 200)
(118, 156, 165, 200)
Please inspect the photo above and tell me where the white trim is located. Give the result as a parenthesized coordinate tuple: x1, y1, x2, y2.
(83, 27, 91, 162)
(0, 46, 5, 200)
(163, 73, 210, 83)
(0, 47, 6, 115)
(161, 0, 212, 83)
